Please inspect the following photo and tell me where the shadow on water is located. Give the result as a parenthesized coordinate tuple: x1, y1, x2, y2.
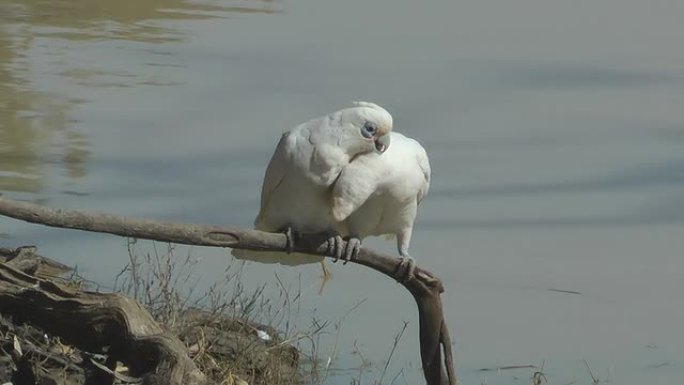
(0, 0, 277, 195)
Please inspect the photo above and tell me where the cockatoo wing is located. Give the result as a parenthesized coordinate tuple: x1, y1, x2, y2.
(233, 130, 326, 265)
(254, 132, 291, 230)
(233, 115, 348, 266)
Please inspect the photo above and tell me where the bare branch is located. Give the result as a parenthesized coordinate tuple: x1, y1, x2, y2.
(0, 197, 456, 385)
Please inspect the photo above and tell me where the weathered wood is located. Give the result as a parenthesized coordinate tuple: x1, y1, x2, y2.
(0, 245, 71, 277)
(0, 258, 206, 385)
(0, 197, 457, 385)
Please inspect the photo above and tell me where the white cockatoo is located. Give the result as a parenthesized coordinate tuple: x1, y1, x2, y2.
(231, 102, 393, 275)
(330, 132, 431, 280)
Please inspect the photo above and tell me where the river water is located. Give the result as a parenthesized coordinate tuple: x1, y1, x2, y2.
(2, 0, 684, 384)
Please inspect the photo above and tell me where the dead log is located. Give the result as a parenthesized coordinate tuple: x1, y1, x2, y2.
(0, 256, 206, 385)
(0, 197, 456, 385)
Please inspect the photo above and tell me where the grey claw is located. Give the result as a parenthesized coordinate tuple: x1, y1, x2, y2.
(327, 236, 335, 257)
(396, 255, 416, 282)
(329, 235, 344, 263)
(343, 237, 361, 265)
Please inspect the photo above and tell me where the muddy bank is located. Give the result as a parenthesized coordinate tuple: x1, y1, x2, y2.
(0, 246, 302, 385)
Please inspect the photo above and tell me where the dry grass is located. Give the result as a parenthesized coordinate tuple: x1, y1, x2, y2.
(113, 239, 309, 385)
(112, 239, 417, 385)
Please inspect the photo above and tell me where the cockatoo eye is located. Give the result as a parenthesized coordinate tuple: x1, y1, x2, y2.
(361, 122, 377, 139)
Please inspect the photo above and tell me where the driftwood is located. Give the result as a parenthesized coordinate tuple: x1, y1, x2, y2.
(0, 197, 456, 385)
(0, 245, 71, 277)
(0, 245, 301, 385)
(0, 247, 206, 385)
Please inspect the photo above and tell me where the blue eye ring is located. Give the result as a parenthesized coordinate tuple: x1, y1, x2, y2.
(361, 122, 377, 138)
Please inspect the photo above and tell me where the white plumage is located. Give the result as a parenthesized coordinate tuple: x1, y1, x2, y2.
(231, 102, 393, 268)
(331, 132, 431, 278)
(232, 102, 431, 280)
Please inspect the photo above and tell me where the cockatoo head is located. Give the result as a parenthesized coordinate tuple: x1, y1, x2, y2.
(336, 101, 392, 156)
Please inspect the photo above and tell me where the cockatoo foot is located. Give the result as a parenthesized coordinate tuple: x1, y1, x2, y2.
(342, 236, 362, 265)
(328, 234, 361, 264)
(396, 255, 416, 282)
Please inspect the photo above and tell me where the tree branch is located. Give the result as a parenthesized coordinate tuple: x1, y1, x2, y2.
(0, 197, 456, 385)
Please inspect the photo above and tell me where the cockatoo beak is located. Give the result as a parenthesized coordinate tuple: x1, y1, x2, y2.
(374, 133, 390, 153)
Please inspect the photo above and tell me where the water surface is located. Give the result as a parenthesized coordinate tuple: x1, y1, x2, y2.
(2, 0, 684, 383)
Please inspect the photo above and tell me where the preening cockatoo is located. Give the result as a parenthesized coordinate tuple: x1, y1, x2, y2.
(330, 132, 431, 280)
(231, 102, 393, 275)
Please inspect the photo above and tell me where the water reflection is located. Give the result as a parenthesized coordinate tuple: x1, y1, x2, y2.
(0, 22, 83, 192)
(0, 0, 278, 194)
(1, 1, 683, 384)
(2, 0, 279, 42)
